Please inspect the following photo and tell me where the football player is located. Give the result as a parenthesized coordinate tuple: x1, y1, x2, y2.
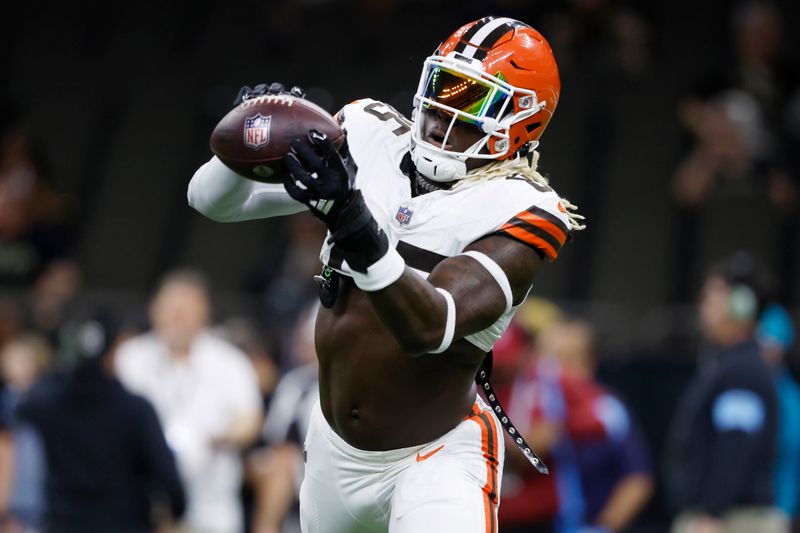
(189, 16, 582, 533)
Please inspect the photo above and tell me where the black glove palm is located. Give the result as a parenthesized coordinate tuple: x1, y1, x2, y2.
(283, 130, 357, 226)
(283, 131, 389, 274)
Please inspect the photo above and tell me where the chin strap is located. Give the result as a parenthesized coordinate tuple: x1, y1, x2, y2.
(412, 172, 451, 195)
(476, 352, 549, 475)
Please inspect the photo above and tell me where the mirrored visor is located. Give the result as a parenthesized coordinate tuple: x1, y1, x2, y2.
(421, 67, 508, 126)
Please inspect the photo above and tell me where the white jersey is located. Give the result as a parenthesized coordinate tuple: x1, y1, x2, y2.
(321, 99, 572, 352)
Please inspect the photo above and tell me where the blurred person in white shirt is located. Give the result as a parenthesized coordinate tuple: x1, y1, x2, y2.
(115, 269, 262, 533)
(251, 303, 319, 533)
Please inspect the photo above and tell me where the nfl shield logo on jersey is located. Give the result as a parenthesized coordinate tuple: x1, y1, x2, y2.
(243, 113, 271, 150)
(395, 205, 414, 225)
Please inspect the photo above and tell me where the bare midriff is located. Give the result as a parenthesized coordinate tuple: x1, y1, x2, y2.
(314, 278, 484, 451)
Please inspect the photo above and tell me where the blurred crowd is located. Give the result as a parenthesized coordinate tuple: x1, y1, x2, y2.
(2, 0, 800, 532)
(1, 251, 798, 533)
(670, 0, 800, 303)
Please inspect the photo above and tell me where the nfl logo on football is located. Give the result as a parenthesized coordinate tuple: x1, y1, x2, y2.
(395, 205, 413, 225)
(243, 113, 271, 150)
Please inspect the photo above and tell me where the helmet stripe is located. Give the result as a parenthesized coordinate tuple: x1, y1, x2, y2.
(454, 17, 495, 53)
(471, 20, 528, 60)
(458, 17, 515, 58)
(460, 17, 520, 59)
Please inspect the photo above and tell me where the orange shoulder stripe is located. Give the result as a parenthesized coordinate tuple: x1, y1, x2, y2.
(499, 225, 558, 260)
(515, 211, 567, 245)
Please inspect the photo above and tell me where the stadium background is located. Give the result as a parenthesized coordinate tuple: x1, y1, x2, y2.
(3, 0, 799, 530)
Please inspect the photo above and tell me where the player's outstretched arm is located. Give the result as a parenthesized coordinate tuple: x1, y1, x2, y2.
(188, 156, 307, 222)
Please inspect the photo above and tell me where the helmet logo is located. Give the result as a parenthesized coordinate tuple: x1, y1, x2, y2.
(244, 113, 272, 150)
(395, 205, 414, 225)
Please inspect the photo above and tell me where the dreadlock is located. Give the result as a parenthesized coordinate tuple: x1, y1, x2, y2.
(452, 149, 586, 232)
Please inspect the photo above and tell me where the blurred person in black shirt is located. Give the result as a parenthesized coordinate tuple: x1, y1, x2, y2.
(666, 252, 782, 533)
(16, 310, 185, 533)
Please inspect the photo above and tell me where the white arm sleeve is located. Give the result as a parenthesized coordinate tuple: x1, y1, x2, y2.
(187, 156, 307, 222)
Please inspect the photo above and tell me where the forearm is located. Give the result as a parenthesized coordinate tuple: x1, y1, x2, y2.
(367, 268, 450, 355)
(252, 443, 302, 533)
(367, 252, 506, 356)
(595, 474, 654, 532)
(350, 233, 530, 357)
(187, 156, 306, 221)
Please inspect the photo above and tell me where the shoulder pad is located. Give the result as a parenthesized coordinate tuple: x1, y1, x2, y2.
(492, 177, 572, 261)
(337, 99, 412, 138)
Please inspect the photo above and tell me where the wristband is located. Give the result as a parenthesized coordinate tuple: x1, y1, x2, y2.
(429, 287, 456, 354)
(460, 251, 513, 313)
(349, 247, 405, 291)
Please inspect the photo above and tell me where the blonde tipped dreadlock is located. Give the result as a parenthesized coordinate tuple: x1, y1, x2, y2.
(453, 150, 586, 232)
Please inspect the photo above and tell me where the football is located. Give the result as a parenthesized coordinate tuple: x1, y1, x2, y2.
(210, 94, 344, 183)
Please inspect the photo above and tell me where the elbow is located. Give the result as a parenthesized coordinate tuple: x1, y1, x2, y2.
(186, 190, 210, 218)
(187, 181, 237, 223)
(186, 164, 209, 213)
(392, 296, 457, 356)
(193, 208, 239, 224)
(187, 177, 216, 218)
(394, 327, 446, 357)
(186, 160, 240, 223)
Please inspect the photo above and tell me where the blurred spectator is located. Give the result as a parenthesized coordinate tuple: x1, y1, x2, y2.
(0, 100, 74, 288)
(22, 259, 82, 344)
(0, 298, 23, 350)
(218, 316, 280, 410)
(666, 252, 783, 533)
(250, 302, 319, 533)
(497, 299, 655, 533)
(545, 0, 653, 78)
(757, 304, 800, 524)
(0, 333, 52, 532)
(539, 319, 654, 533)
(730, 1, 796, 141)
(672, 87, 769, 207)
(16, 310, 185, 533)
(496, 300, 627, 533)
(673, 1, 797, 210)
(252, 214, 325, 368)
(115, 269, 263, 533)
(216, 316, 280, 533)
(493, 300, 563, 533)
(670, 1, 799, 301)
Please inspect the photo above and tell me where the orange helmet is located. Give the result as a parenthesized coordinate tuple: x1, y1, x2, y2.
(411, 17, 561, 182)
